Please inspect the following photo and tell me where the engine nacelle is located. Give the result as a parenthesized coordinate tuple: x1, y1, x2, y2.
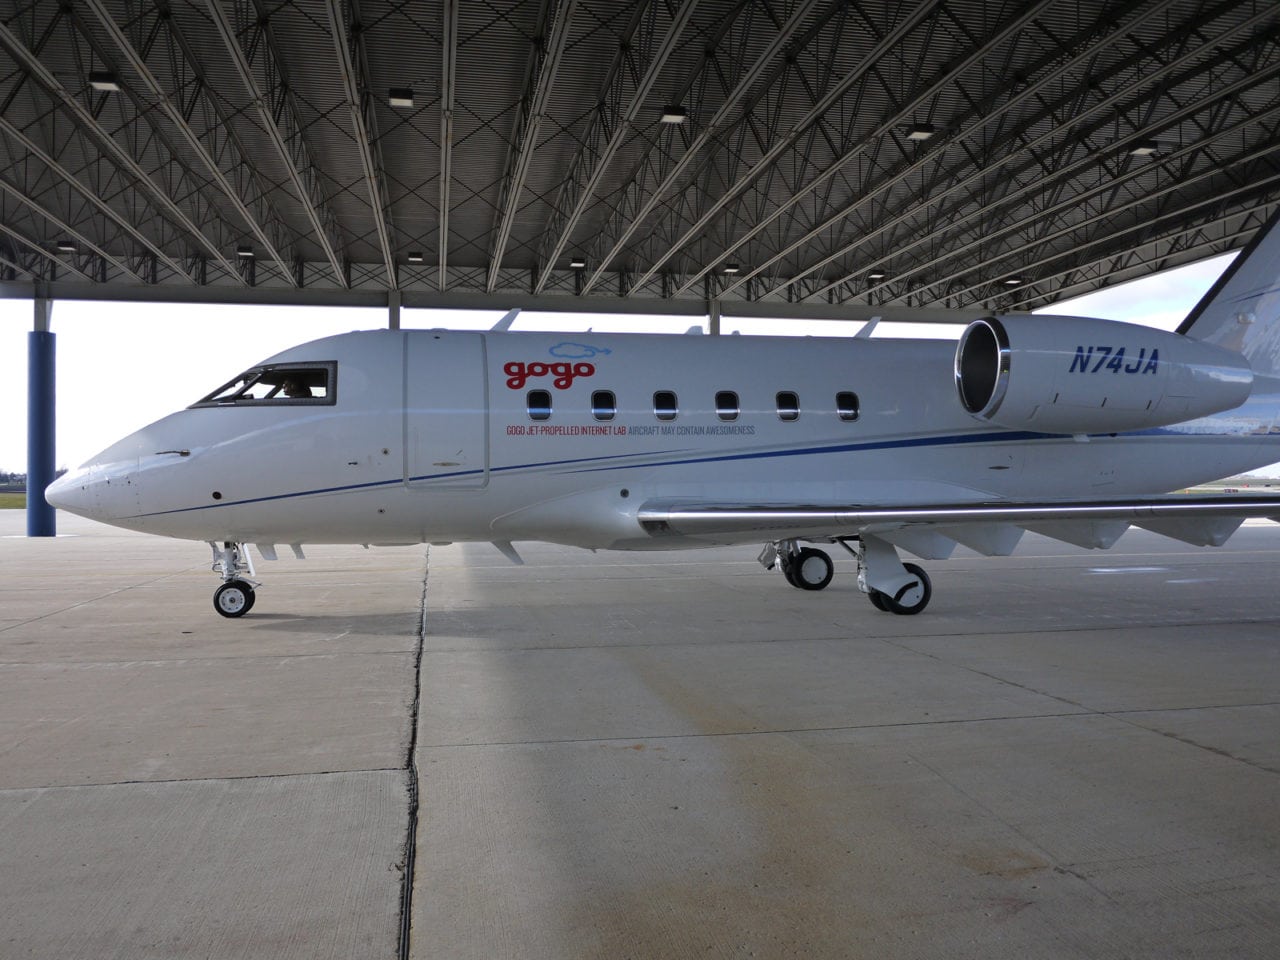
(954, 315, 1253, 434)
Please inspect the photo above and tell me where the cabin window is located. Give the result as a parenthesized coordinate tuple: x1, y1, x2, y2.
(191, 361, 337, 408)
(776, 391, 800, 422)
(592, 390, 617, 421)
(836, 391, 860, 422)
(528, 389, 552, 421)
(654, 390, 678, 421)
(715, 390, 739, 422)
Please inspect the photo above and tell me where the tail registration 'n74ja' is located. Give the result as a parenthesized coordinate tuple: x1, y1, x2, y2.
(1070, 346, 1159, 374)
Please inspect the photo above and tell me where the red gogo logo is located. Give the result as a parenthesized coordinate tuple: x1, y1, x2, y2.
(504, 360, 595, 390)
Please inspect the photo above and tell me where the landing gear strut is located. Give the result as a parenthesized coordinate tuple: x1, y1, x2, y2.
(840, 536, 931, 615)
(760, 536, 933, 614)
(760, 540, 835, 590)
(209, 541, 259, 618)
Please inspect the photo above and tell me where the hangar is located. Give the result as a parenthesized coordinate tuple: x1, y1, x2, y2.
(4, 0, 1279, 534)
(4, 4, 1280, 958)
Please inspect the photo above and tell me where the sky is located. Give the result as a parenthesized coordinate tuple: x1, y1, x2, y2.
(0, 251, 1262, 476)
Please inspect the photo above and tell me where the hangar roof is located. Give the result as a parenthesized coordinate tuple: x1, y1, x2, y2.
(0, 0, 1277, 319)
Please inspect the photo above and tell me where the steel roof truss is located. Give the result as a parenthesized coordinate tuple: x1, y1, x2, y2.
(795, 4, 1279, 302)
(326, 0, 397, 287)
(439, 0, 457, 289)
(83, 0, 299, 285)
(533, 0, 698, 295)
(205, 0, 349, 287)
(487, 0, 578, 293)
(627, 0, 944, 297)
(0, 13, 245, 283)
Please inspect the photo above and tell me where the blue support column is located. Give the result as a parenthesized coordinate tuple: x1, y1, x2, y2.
(27, 300, 56, 537)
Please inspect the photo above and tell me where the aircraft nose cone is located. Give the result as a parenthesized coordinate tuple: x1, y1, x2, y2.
(44, 460, 141, 522)
(45, 467, 93, 516)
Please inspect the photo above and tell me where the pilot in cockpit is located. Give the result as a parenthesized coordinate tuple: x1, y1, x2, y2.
(281, 378, 313, 399)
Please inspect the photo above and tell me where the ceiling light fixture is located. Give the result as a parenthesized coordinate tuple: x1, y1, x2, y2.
(237, 245, 255, 258)
(88, 72, 120, 92)
(723, 263, 740, 274)
(1128, 141, 1160, 156)
(388, 88, 415, 108)
(905, 124, 935, 141)
(55, 240, 77, 253)
(569, 257, 586, 269)
(407, 251, 424, 264)
(660, 105, 687, 124)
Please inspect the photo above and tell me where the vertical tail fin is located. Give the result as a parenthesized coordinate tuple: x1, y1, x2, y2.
(1177, 207, 1280, 376)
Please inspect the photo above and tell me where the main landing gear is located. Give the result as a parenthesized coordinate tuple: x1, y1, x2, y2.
(760, 535, 932, 615)
(209, 541, 259, 618)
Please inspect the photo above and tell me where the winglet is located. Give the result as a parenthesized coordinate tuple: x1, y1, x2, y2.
(491, 308, 521, 332)
(1177, 207, 1280, 376)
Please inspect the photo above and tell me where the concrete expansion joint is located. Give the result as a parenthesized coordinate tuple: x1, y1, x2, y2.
(396, 548, 428, 960)
(0, 767, 406, 794)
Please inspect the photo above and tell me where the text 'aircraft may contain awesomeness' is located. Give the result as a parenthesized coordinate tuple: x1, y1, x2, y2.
(47, 213, 1280, 617)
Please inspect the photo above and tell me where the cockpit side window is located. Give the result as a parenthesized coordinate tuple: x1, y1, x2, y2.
(191, 361, 337, 408)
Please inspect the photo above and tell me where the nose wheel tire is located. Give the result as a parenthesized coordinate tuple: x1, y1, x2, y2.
(213, 579, 256, 618)
(781, 547, 835, 590)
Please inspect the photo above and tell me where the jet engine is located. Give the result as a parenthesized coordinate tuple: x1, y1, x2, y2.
(954, 315, 1253, 434)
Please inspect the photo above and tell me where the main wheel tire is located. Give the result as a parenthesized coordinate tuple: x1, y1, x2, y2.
(868, 589, 889, 611)
(792, 548, 834, 590)
(881, 563, 932, 615)
(213, 579, 254, 618)
(780, 555, 801, 588)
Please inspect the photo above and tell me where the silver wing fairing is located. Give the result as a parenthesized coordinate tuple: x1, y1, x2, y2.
(636, 494, 1280, 553)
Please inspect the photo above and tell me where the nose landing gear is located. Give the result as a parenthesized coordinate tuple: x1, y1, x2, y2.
(209, 541, 259, 618)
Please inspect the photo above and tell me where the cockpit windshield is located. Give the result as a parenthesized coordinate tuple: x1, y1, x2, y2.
(190, 361, 337, 408)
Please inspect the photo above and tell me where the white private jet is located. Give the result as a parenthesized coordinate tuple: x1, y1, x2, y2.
(48, 212, 1280, 618)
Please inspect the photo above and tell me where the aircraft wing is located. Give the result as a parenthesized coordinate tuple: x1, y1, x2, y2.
(637, 494, 1280, 554)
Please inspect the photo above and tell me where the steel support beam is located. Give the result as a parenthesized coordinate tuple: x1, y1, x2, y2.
(327, 0, 397, 287)
(439, 0, 458, 290)
(0, 277, 987, 324)
(27, 297, 55, 537)
(487, 0, 578, 293)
